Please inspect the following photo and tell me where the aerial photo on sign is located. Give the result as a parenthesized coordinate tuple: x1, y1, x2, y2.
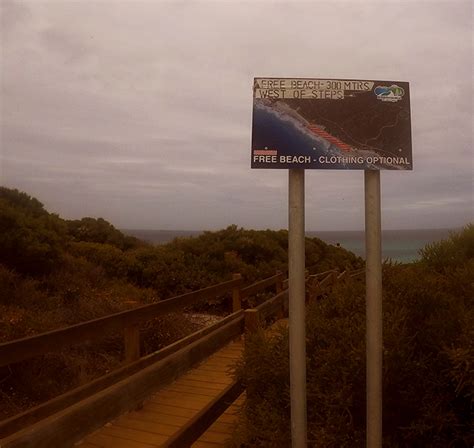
(251, 78, 412, 170)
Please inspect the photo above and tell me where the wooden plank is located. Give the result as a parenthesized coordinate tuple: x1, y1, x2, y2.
(1, 316, 244, 448)
(192, 392, 245, 446)
(143, 403, 198, 418)
(181, 364, 232, 378)
(75, 442, 100, 448)
(197, 430, 231, 444)
(0, 311, 243, 439)
(177, 379, 227, 391)
(86, 432, 156, 448)
(202, 358, 239, 367)
(148, 396, 213, 411)
(210, 413, 238, 425)
(153, 390, 215, 401)
(182, 374, 232, 386)
(213, 345, 242, 353)
(204, 354, 239, 363)
(101, 425, 169, 445)
(205, 421, 234, 435)
(0, 278, 242, 367)
(192, 364, 233, 373)
(164, 384, 218, 397)
(122, 410, 189, 427)
(163, 380, 244, 448)
(112, 416, 180, 436)
(191, 442, 221, 448)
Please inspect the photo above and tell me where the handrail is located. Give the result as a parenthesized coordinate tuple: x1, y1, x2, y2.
(0, 277, 242, 367)
(256, 289, 289, 320)
(307, 269, 338, 280)
(240, 272, 284, 299)
(350, 268, 365, 277)
(0, 269, 289, 368)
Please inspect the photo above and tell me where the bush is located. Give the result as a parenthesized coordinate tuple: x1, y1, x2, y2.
(67, 217, 142, 250)
(0, 194, 67, 276)
(235, 225, 473, 447)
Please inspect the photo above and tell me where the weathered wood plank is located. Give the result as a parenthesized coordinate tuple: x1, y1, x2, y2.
(143, 403, 197, 418)
(164, 384, 218, 397)
(197, 430, 231, 444)
(112, 416, 180, 436)
(148, 396, 213, 411)
(204, 421, 234, 435)
(191, 442, 219, 448)
(123, 410, 189, 427)
(86, 432, 155, 448)
(75, 442, 100, 448)
(182, 374, 232, 385)
(163, 381, 244, 448)
(177, 379, 226, 391)
(101, 425, 169, 445)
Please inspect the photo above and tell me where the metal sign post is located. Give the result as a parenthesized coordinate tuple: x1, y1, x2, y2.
(288, 168, 307, 447)
(364, 170, 383, 448)
(251, 77, 412, 448)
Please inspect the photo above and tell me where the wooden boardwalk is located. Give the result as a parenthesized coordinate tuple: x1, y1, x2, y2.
(1, 269, 346, 447)
(78, 338, 244, 448)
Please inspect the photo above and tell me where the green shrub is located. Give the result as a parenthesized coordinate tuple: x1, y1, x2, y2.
(0, 194, 67, 276)
(67, 217, 142, 250)
(235, 225, 473, 447)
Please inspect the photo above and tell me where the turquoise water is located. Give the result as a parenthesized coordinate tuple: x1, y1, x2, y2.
(311, 229, 456, 262)
(122, 228, 457, 263)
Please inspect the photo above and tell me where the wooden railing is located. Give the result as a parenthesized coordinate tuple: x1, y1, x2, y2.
(163, 267, 357, 447)
(0, 267, 360, 447)
(0, 271, 285, 442)
(0, 277, 242, 368)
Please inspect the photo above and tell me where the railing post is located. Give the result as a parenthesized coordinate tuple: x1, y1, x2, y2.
(232, 273, 242, 312)
(124, 324, 140, 364)
(244, 308, 260, 334)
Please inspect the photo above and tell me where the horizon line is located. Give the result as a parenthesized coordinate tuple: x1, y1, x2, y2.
(120, 226, 463, 233)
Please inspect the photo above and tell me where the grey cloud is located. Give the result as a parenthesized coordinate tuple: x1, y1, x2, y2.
(40, 27, 92, 63)
(1, 0, 472, 231)
(0, 0, 31, 38)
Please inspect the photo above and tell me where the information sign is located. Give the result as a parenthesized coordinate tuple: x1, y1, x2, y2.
(251, 78, 412, 170)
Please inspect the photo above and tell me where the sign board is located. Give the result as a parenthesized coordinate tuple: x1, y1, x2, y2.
(251, 78, 412, 170)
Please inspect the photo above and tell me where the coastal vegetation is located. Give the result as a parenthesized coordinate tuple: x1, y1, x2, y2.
(0, 187, 360, 419)
(2, 186, 471, 446)
(234, 224, 473, 447)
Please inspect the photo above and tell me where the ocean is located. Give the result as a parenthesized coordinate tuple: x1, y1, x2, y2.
(309, 229, 456, 263)
(122, 228, 458, 263)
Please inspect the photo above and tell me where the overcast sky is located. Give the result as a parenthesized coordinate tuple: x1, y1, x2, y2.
(1, 0, 472, 231)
